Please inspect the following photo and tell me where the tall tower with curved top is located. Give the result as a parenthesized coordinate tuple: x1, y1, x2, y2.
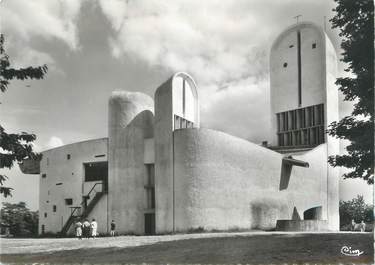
(270, 22, 339, 230)
(154, 72, 200, 233)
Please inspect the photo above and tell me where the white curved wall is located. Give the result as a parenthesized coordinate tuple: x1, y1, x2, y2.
(172, 128, 329, 231)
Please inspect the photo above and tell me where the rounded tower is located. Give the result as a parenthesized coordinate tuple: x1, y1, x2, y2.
(108, 91, 154, 234)
(269, 22, 339, 230)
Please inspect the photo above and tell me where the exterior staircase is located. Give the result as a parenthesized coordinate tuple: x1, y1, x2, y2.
(60, 183, 106, 236)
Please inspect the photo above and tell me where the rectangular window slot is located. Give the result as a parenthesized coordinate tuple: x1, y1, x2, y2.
(145, 164, 155, 210)
(67, 154, 71, 160)
(44, 213, 47, 218)
(65, 198, 73, 205)
(174, 114, 194, 130)
(94, 154, 106, 158)
(312, 43, 317, 49)
(56, 183, 63, 186)
(53, 205, 57, 212)
(42, 174, 47, 178)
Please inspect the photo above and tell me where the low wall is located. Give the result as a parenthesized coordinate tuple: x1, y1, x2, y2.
(276, 220, 329, 231)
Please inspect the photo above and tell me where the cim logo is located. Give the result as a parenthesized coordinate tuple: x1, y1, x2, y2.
(340, 246, 364, 257)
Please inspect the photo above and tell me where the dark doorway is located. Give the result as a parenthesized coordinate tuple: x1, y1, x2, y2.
(144, 213, 155, 235)
(84, 161, 108, 191)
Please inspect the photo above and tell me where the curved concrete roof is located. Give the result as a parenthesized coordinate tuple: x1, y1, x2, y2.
(154, 71, 198, 100)
(109, 91, 154, 113)
(41, 137, 108, 153)
(271, 21, 330, 53)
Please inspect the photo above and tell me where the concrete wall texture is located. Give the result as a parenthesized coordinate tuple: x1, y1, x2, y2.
(154, 72, 200, 233)
(35, 22, 340, 235)
(108, 91, 154, 234)
(39, 138, 108, 234)
(173, 128, 328, 231)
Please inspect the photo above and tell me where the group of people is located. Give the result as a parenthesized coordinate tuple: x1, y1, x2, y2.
(75, 219, 116, 239)
(351, 219, 366, 232)
(75, 219, 98, 239)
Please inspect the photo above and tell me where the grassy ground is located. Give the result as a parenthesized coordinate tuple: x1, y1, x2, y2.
(1, 232, 373, 264)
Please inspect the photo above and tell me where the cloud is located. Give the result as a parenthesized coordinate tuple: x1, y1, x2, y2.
(9, 46, 56, 69)
(201, 78, 271, 142)
(98, 0, 273, 86)
(47, 136, 64, 149)
(98, 0, 127, 32)
(0, 0, 85, 50)
(1, 0, 87, 75)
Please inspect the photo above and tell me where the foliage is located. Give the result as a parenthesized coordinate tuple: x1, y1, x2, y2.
(0, 202, 38, 237)
(328, 0, 374, 183)
(0, 34, 47, 197)
(339, 195, 373, 230)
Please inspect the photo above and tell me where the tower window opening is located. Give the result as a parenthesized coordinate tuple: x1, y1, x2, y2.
(53, 205, 57, 212)
(289, 44, 294, 48)
(174, 114, 193, 130)
(283, 62, 288, 68)
(312, 43, 317, 49)
(67, 154, 71, 160)
(276, 103, 325, 147)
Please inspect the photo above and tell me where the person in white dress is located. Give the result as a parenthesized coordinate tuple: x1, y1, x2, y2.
(90, 218, 98, 238)
(75, 220, 82, 239)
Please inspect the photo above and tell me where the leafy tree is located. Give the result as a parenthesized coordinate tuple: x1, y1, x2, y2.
(328, 0, 374, 184)
(339, 195, 373, 230)
(0, 202, 39, 237)
(0, 34, 47, 197)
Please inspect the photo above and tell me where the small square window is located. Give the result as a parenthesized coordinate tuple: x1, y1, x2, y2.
(283, 62, 288, 68)
(44, 212, 47, 218)
(289, 44, 294, 48)
(42, 173, 47, 178)
(53, 205, 57, 212)
(67, 154, 71, 160)
(312, 43, 317, 49)
(65, 198, 73, 205)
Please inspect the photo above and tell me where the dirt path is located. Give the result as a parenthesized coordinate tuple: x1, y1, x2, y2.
(1, 232, 373, 264)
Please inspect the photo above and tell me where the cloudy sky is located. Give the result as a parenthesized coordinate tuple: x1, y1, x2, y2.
(1, 0, 372, 210)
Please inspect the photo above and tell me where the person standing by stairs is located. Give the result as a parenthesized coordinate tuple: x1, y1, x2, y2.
(75, 220, 82, 240)
(83, 219, 90, 238)
(91, 219, 98, 238)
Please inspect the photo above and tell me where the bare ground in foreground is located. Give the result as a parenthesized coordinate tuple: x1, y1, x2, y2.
(0, 232, 373, 264)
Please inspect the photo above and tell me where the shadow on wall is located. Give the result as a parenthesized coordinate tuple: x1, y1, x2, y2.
(250, 199, 289, 230)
